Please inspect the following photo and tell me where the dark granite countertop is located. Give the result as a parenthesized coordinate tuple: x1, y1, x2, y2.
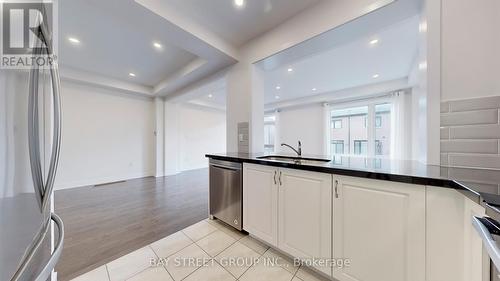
(206, 153, 500, 214)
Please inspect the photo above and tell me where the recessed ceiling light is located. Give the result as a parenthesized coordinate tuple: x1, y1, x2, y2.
(68, 37, 80, 44)
(153, 42, 163, 49)
(234, 0, 245, 8)
(287, 67, 293, 72)
(372, 74, 379, 78)
(208, 94, 213, 98)
(129, 73, 136, 77)
(275, 86, 281, 90)
(312, 88, 317, 91)
(369, 39, 379, 45)
(275, 95, 280, 99)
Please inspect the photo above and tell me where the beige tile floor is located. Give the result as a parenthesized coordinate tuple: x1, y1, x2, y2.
(70, 219, 330, 281)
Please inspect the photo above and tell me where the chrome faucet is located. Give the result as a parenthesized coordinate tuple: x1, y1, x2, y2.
(281, 141, 302, 157)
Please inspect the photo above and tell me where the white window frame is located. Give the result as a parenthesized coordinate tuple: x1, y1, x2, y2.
(332, 119, 342, 129)
(264, 113, 278, 153)
(326, 97, 392, 158)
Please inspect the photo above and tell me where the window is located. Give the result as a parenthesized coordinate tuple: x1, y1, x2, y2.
(332, 156, 343, 165)
(354, 140, 368, 155)
(375, 116, 382, 128)
(331, 140, 344, 154)
(332, 119, 342, 129)
(329, 101, 392, 158)
(264, 115, 276, 153)
(330, 106, 368, 156)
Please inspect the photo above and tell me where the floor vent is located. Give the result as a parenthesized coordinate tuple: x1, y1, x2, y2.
(93, 180, 126, 187)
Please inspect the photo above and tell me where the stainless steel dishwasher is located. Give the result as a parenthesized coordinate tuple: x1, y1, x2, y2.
(209, 159, 243, 231)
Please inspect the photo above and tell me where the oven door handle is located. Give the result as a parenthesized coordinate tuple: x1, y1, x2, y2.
(472, 216, 500, 271)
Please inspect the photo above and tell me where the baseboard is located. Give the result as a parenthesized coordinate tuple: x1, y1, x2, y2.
(178, 166, 209, 173)
(55, 171, 155, 191)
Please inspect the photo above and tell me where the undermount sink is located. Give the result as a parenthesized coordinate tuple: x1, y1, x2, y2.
(257, 155, 331, 164)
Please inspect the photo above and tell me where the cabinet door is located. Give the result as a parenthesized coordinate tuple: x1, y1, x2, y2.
(243, 163, 278, 246)
(333, 176, 425, 281)
(278, 168, 332, 276)
(463, 197, 488, 281)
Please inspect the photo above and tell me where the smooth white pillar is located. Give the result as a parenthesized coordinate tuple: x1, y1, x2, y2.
(164, 101, 180, 175)
(226, 61, 265, 153)
(154, 97, 165, 177)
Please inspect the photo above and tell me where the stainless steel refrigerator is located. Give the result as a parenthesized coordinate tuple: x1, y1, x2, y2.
(0, 3, 64, 280)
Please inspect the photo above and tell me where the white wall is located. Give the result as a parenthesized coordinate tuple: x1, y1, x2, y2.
(225, 0, 389, 153)
(277, 105, 325, 156)
(55, 81, 155, 190)
(441, 0, 500, 101)
(164, 102, 226, 175)
(177, 104, 226, 171)
(408, 12, 429, 163)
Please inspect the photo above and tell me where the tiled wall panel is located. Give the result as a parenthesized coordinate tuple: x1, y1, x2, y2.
(441, 95, 500, 170)
(237, 122, 249, 153)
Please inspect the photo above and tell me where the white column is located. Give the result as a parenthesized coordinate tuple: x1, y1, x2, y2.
(164, 101, 179, 175)
(251, 65, 265, 154)
(424, 0, 441, 165)
(226, 61, 265, 153)
(226, 62, 251, 153)
(154, 97, 165, 177)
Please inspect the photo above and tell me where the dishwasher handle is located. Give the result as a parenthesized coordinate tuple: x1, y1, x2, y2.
(209, 159, 242, 171)
(210, 164, 241, 172)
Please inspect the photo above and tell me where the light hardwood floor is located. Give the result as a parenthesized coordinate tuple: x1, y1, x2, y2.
(55, 169, 209, 281)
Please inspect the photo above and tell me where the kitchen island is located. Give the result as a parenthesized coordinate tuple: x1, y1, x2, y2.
(206, 153, 500, 281)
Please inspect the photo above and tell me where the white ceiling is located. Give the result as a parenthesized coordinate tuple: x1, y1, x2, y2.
(189, 14, 421, 109)
(185, 77, 227, 110)
(176, 16, 419, 109)
(58, 0, 323, 96)
(56, 0, 418, 102)
(59, 0, 198, 87)
(160, 0, 322, 47)
(261, 15, 420, 104)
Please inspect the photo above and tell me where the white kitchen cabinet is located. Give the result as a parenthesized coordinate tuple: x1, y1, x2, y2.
(243, 164, 333, 277)
(243, 163, 278, 246)
(278, 168, 332, 276)
(426, 186, 488, 281)
(333, 175, 425, 281)
(463, 197, 488, 281)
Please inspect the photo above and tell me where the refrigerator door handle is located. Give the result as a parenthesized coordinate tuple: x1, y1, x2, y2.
(29, 18, 62, 212)
(10, 213, 64, 281)
(41, 52, 62, 211)
(28, 35, 45, 211)
(34, 213, 64, 281)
